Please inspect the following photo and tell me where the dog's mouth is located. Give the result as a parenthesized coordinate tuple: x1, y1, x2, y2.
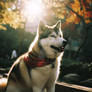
(50, 41, 67, 52)
(50, 45, 65, 52)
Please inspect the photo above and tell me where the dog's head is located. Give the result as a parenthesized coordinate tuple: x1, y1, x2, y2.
(37, 20, 67, 58)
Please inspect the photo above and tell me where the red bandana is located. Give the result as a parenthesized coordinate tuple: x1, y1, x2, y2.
(24, 56, 51, 68)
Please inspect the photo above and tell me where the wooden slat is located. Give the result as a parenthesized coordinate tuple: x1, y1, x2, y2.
(56, 82, 92, 92)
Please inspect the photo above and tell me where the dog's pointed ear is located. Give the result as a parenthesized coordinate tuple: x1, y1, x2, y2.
(38, 21, 45, 33)
(54, 20, 61, 31)
(39, 21, 44, 28)
(38, 21, 48, 34)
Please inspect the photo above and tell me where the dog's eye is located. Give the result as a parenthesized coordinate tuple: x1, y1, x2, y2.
(50, 35, 56, 38)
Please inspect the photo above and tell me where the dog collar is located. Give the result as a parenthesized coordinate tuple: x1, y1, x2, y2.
(24, 52, 55, 68)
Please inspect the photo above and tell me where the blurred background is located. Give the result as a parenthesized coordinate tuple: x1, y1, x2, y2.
(0, 0, 92, 88)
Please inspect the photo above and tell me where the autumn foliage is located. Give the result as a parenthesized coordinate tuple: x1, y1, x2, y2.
(0, 1, 24, 29)
(0, 0, 92, 29)
(66, 0, 92, 24)
(46, 0, 92, 25)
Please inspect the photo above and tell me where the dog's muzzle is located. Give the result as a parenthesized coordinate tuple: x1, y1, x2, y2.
(50, 39, 68, 52)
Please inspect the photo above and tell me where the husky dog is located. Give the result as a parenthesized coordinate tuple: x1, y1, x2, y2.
(5, 20, 67, 92)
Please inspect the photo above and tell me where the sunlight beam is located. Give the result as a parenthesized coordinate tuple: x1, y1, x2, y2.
(21, 0, 45, 20)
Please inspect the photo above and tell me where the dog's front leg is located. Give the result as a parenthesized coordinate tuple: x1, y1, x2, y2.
(46, 84, 55, 92)
(33, 86, 42, 92)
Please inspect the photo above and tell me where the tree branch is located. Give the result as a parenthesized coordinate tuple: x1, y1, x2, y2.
(66, 5, 84, 21)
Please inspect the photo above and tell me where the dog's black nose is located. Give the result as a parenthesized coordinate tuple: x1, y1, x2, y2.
(63, 39, 68, 47)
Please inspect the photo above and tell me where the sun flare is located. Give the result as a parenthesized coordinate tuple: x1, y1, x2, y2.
(21, 0, 45, 19)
